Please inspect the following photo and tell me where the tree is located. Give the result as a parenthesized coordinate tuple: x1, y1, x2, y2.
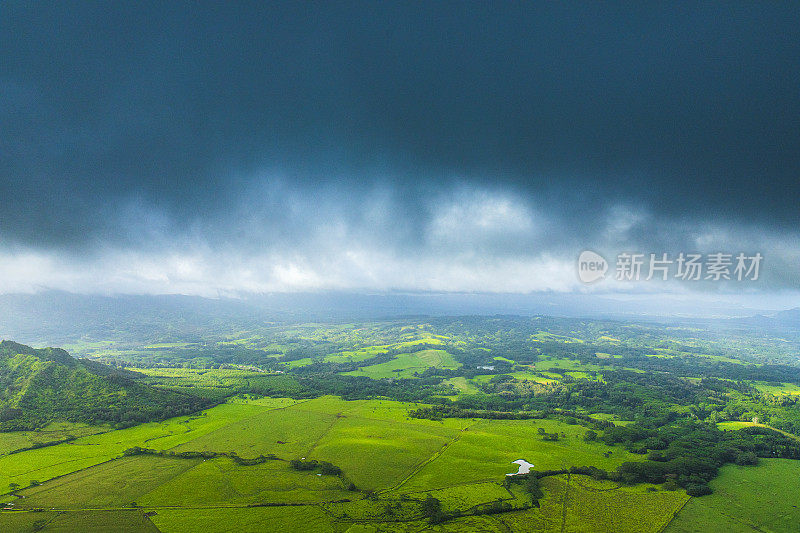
(685, 483, 713, 496)
(734, 452, 758, 466)
(421, 495, 441, 516)
(584, 429, 598, 442)
(525, 476, 544, 505)
(421, 495, 445, 523)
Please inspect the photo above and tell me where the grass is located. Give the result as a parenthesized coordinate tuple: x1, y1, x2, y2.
(148, 506, 343, 533)
(717, 421, 759, 431)
(398, 419, 645, 493)
(534, 357, 603, 372)
(134, 368, 298, 399)
(170, 405, 337, 459)
(323, 498, 422, 521)
(284, 396, 472, 430)
(0, 392, 726, 532)
(527, 474, 689, 532)
(443, 377, 482, 396)
(0, 402, 262, 493)
(11, 455, 200, 509)
(343, 349, 459, 379)
(0, 510, 159, 532)
(665, 459, 800, 533)
(433, 475, 687, 533)
(137, 457, 351, 507)
(0, 422, 110, 456)
(750, 381, 800, 396)
(308, 414, 460, 491)
(509, 370, 559, 383)
(285, 346, 389, 368)
(408, 481, 513, 514)
(717, 421, 800, 441)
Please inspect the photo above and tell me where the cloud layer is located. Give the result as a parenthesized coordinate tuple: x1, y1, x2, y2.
(1, 3, 798, 298)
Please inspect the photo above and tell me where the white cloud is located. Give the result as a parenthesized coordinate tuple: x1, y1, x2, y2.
(0, 183, 797, 297)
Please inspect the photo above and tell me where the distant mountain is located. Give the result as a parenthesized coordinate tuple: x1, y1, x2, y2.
(0, 291, 782, 349)
(733, 308, 800, 330)
(773, 308, 800, 327)
(0, 340, 210, 430)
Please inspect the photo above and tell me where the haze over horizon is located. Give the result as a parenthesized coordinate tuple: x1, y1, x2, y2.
(2, 3, 799, 307)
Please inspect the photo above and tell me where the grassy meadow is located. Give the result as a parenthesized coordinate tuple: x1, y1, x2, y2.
(0, 393, 672, 532)
(665, 459, 800, 533)
(3, 318, 800, 532)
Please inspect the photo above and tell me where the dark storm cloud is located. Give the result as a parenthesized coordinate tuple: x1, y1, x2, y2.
(1, 2, 799, 293)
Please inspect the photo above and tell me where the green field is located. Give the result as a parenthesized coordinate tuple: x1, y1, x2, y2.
(750, 381, 800, 395)
(0, 402, 263, 493)
(443, 377, 482, 396)
(665, 459, 800, 533)
(134, 368, 299, 399)
(0, 393, 659, 532)
(171, 403, 337, 458)
(397, 418, 644, 493)
(520, 474, 689, 532)
(344, 349, 460, 379)
(0, 510, 160, 533)
(149, 506, 341, 533)
(138, 457, 352, 507)
(11, 456, 200, 509)
(3, 313, 800, 532)
(0, 422, 110, 456)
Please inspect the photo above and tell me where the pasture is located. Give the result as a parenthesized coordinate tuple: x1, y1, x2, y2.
(0, 391, 764, 532)
(750, 381, 800, 395)
(397, 418, 645, 493)
(11, 456, 200, 509)
(665, 459, 800, 533)
(0, 422, 109, 456)
(344, 349, 460, 379)
(148, 506, 342, 533)
(0, 402, 263, 493)
(0, 510, 159, 533)
(137, 457, 352, 507)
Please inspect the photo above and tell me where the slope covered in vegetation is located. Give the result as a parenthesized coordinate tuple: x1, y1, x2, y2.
(0, 341, 210, 430)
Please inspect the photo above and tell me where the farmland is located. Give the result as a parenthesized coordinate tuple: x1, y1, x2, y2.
(2, 315, 800, 531)
(665, 459, 800, 532)
(0, 394, 684, 532)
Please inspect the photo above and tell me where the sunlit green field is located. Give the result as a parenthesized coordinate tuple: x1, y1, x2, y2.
(11, 456, 200, 509)
(0, 422, 110, 456)
(532, 474, 689, 532)
(397, 418, 646, 493)
(0, 402, 262, 492)
(0, 510, 159, 533)
(344, 349, 460, 378)
(133, 368, 300, 399)
(137, 457, 352, 507)
(665, 459, 800, 533)
(0, 393, 663, 532)
(149, 506, 341, 533)
(4, 310, 800, 533)
(750, 381, 800, 395)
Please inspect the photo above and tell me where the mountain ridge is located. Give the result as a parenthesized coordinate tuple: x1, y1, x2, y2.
(0, 340, 210, 430)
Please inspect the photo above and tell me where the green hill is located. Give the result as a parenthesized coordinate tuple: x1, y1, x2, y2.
(0, 340, 211, 430)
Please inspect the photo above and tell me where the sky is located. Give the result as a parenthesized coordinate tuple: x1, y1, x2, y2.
(1, 2, 799, 305)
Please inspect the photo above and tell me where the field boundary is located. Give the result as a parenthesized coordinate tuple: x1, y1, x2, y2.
(656, 494, 691, 533)
(377, 423, 476, 494)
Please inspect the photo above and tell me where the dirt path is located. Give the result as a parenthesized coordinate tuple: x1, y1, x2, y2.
(301, 412, 344, 458)
(559, 472, 571, 533)
(377, 423, 475, 495)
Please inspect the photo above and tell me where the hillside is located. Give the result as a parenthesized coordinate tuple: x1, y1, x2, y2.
(0, 341, 210, 430)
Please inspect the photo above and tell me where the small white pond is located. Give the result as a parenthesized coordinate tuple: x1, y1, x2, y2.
(506, 459, 534, 476)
